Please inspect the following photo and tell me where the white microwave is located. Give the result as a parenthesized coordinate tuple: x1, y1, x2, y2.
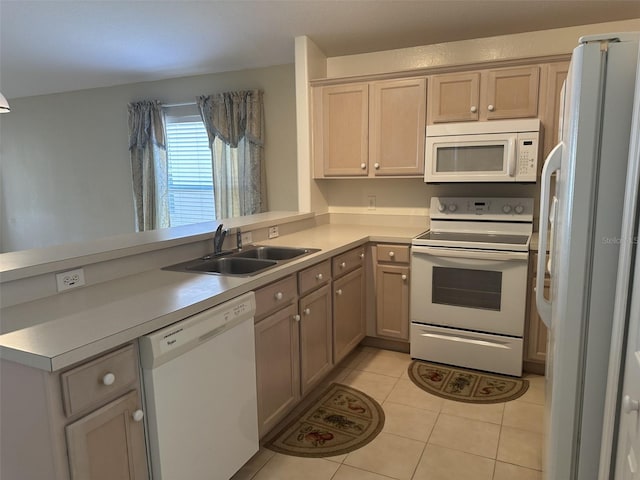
(425, 119, 540, 183)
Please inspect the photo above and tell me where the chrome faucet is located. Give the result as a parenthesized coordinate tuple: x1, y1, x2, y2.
(213, 224, 227, 254)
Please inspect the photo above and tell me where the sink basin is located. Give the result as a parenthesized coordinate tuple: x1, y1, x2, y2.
(233, 246, 318, 261)
(185, 257, 277, 276)
(164, 245, 320, 277)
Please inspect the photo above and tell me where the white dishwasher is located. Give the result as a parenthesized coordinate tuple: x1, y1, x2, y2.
(139, 292, 258, 480)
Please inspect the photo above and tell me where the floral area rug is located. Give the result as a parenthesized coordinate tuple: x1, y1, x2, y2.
(265, 383, 385, 458)
(408, 360, 529, 404)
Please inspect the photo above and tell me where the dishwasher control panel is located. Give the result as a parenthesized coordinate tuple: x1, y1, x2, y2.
(139, 292, 256, 369)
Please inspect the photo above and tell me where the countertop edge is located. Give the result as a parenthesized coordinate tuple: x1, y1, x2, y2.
(0, 224, 423, 371)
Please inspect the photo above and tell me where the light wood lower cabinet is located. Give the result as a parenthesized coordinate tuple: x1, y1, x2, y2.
(254, 302, 300, 437)
(299, 284, 332, 396)
(375, 264, 410, 340)
(525, 252, 550, 374)
(66, 390, 147, 480)
(374, 244, 410, 341)
(0, 343, 148, 480)
(333, 267, 366, 364)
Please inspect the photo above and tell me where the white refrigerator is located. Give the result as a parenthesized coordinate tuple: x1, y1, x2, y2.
(536, 32, 640, 480)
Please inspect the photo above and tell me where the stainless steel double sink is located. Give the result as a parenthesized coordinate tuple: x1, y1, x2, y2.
(164, 246, 320, 277)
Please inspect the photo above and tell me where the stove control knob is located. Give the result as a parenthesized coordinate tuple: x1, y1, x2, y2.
(448, 204, 458, 212)
(514, 205, 525, 214)
(502, 204, 512, 214)
(438, 203, 447, 212)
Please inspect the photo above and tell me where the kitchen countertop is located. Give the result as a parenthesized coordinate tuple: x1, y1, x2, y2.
(0, 223, 424, 372)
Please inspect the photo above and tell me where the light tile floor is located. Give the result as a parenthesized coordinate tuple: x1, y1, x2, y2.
(232, 347, 545, 480)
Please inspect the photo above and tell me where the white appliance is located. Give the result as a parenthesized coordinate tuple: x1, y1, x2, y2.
(425, 118, 540, 183)
(536, 33, 640, 480)
(139, 292, 259, 480)
(410, 196, 533, 377)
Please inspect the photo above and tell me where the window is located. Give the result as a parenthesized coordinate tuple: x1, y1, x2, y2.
(164, 106, 216, 226)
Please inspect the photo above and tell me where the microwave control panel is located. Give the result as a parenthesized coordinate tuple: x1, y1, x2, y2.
(516, 132, 539, 181)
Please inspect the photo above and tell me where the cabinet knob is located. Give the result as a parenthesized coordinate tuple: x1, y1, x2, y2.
(102, 373, 116, 386)
(623, 395, 640, 414)
(402, 274, 408, 281)
(388, 251, 395, 258)
(360, 163, 367, 170)
(359, 252, 364, 259)
(316, 273, 323, 281)
(274, 292, 284, 301)
(488, 104, 495, 112)
(336, 289, 343, 296)
(374, 163, 380, 169)
(132, 409, 144, 422)
(470, 105, 477, 113)
(340, 261, 346, 269)
(293, 314, 301, 322)
(304, 308, 311, 316)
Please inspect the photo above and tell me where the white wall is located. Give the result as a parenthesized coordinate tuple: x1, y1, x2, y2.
(0, 64, 297, 252)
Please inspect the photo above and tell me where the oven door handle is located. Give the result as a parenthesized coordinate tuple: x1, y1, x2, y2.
(412, 245, 528, 262)
(536, 142, 562, 328)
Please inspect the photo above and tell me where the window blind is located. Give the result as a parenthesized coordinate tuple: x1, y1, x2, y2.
(165, 117, 216, 226)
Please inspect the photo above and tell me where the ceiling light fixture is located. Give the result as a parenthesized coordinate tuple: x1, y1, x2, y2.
(0, 92, 11, 113)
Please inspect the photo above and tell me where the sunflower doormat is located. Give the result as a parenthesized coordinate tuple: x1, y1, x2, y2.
(265, 383, 385, 458)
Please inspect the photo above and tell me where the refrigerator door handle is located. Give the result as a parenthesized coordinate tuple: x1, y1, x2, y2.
(536, 142, 563, 327)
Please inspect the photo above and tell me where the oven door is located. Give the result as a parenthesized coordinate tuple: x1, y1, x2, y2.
(410, 245, 528, 336)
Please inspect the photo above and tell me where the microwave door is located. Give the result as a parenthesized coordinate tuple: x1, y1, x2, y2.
(425, 134, 515, 182)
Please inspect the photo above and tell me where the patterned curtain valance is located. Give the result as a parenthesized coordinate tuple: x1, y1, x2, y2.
(197, 90, 264, 148)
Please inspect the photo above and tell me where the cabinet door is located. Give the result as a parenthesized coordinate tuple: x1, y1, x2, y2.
(65, 390, 148, 480)
(254, 304, 300, 437)
(314, 83, 369, 177)
(375, 264, 410, 340)
(370, 77, 426, 176)
(484, 66, 540, 120)
(541, 61, 570, 158)
(299, 285, 333, 395)
(333, 267, 365, 364)
(527, 277, 550, 363)
(429, 72, 480, 123)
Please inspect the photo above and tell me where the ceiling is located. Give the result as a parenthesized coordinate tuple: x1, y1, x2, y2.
(1, 1, 639, 99)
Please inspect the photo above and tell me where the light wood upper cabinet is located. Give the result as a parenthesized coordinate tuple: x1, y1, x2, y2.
(313, 77, 426, 178)
(369, 77, 426, 176)
(541, 61, 570, 158)
(484, 66, 540, 120)
(429, 66, 540, 123)
(314, 83, 369, 177)
(429, 72, 481, 123)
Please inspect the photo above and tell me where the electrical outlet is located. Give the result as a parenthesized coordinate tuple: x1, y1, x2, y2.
(56, 268, 86, 292)
(367, 195, 376, 210)
(241, 231, 252, 245)
(268, 226, 279, 239)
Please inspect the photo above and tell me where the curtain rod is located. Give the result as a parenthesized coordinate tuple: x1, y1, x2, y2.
(162, 101, 197, 108)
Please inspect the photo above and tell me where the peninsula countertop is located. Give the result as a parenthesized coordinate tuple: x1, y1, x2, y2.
(0, 223, 425, 372)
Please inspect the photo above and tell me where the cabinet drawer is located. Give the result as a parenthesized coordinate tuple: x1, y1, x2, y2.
(332, 247, 366, 278)
(376, 244, 410, 264)
(254, 275, 297, 320)
(61, 344, 138, 417)
(298, 260, 331, 295)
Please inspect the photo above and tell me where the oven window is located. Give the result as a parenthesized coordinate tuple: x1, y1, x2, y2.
(432, 267, 502, 311)
(436, 145, 505, 173)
